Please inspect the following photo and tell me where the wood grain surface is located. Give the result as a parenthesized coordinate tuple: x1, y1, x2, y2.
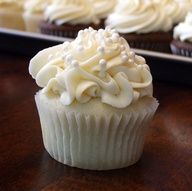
(0, 53, 192, 191)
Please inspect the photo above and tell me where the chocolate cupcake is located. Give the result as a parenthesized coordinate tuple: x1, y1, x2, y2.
(171, 12, 192, 57)
(40, 0, 100, 38)
(105, 0, 173, 53)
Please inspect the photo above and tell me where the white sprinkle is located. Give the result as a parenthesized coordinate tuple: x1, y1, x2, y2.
(97, 46, 105, 54)
(99, 59, 107, 78)
(99, 59, 107, 67)
(120, 45, 126, 51)
(122, 55, 128, 62)
(98, 29, 104, 34)
(129, 51, 135, 59)
(111, 33, 119, 42)
(66, 54, 73, 63)
(89, 27, 93, 31)
(128, 59, 134, 64)
(121, 51, 127, 56)
(71, 60, 79, 67)
(77, 45, 84, 52)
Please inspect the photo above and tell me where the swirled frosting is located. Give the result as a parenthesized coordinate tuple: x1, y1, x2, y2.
(0, 0, 24, 11)
(154, 0, 191, 24)
(24, 0, 52, 14)
(29, 28, 153, 109)
(44, 0, 99, 25)
(173, 12, 192, 42)
(106, 0, 172, 34)
(92, 0, 116, 19)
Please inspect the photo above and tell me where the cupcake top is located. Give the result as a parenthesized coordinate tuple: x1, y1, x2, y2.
(24, 0, 52, 14)
(154, 0, 191, 24)
(44, 0, 99, 25)
(29, 28, 153, 109)
(173, 12, 192, 42)
(106, 0, 172, 34)
(0, 0, 24, 10)
(91, 0, 116, 20)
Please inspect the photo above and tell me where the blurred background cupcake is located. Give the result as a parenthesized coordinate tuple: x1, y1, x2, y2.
(0, 0, 25, 31)
(171, 12, 192, 57)
(23, 0, 52, 33)
(40, 0, 100, 38)
(90, 0, 116, 28)
(154, 0, 192, 25)
(106, 0, 173, 53)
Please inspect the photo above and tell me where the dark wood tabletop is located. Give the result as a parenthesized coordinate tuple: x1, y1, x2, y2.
(0, 52, 192, 191)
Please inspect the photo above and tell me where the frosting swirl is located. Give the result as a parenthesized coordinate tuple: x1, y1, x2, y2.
(173, 12, 192, 42)
(154, 0, 192, 24)
(92, 0, 116, 19)
(44, 0, 99, 25)
(24, 0, 52, 14)
(29, 28, 153, 108)
(106, 0, 172, 34)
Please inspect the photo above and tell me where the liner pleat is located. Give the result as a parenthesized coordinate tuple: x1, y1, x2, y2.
(35, 93, 158, 170)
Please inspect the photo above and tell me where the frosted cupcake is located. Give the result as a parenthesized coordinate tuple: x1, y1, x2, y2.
(154, 0, 192, 25)
(40, 0, 100, 38)
(0, 0, 25, 30)
(29, 28, 158, 170)
(23, 0, 52, 33)
(106, 0, 173, 53)
(171, 12, 192, 57)
(91, 0, 116, 27)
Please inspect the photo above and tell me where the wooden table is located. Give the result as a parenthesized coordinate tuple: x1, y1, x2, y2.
(0, 53, 192, 191)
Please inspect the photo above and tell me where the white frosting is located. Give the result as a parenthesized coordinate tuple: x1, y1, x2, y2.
(154, 0, 192, 24)
(24, 0, 52, 14)
(174, 12, 192, 42)
(0, 0, 24, 11)
(29, 28, 153, 109)
(106, 0, 172, 34)
(92, 0, 116, 19)
(44, 0, 99, 25)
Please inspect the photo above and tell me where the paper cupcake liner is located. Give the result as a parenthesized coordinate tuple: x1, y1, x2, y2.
(0, 9, 25, 31)
(35, 93, 158, 170)
(170, 41, 192, 57)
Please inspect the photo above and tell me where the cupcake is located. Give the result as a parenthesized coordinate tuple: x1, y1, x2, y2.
(23, 0, 52, 33)
(171, 12, 192, 57)
(90, 0, 116, 28)
(106, 0, 173, 53)
(29, 28, 158, 170)
(0, 0, 25, 30)
(154, 0, 192, 25)
(40, 0, 100, 38)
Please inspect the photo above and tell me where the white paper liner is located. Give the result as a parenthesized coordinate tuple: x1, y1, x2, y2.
(35, 92, 158, 170)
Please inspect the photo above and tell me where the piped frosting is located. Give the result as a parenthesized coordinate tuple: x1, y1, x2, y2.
(29, 28, 153, 108)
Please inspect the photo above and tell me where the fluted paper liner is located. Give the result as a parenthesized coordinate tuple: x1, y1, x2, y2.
(35, 92, 158, 170)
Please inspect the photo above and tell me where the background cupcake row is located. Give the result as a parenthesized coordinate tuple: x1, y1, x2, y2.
(0, 0, 192, 57)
